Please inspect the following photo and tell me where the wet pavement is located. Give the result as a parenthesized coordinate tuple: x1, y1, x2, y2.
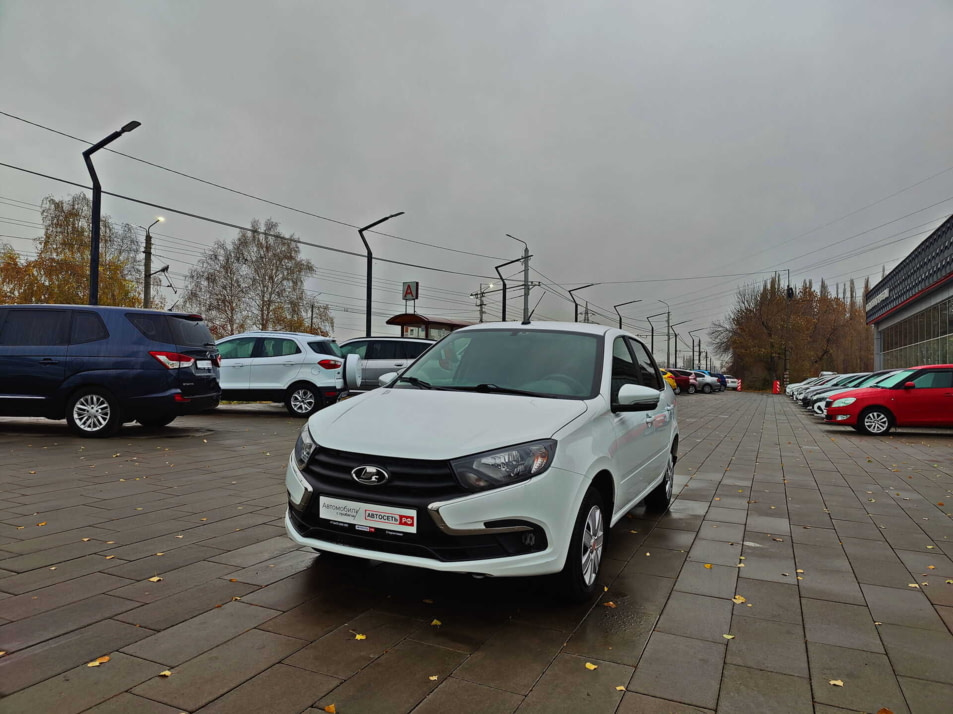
(0, 394, 951, 713)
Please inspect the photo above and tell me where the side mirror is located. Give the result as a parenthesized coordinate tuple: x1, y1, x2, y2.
(613, 384, 661, 412)
(344, 353, 363, 391)
(379, 371, 398, 388)
(903, 381, 916, 390)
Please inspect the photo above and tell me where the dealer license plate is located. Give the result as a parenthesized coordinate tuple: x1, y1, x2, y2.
(318, 496, 417, 533)
(195, 360, 212, 371)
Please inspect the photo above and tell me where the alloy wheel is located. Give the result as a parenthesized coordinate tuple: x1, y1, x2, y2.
(863, 410, 890, 434)
(580, 505, 604, 587)
(73, 394, 111, 433)
(290, 389, 316, 414)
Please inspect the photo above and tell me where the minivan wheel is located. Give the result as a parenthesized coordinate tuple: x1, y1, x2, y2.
(66, 388, 121, 438)
(138, 414, 176, 429)
(702, 384, 712, 394)
(556, 487, 606, 602)
(858, 407, 892, 436)
(645, 455, 675, 513)
(285, 383, 322, 417)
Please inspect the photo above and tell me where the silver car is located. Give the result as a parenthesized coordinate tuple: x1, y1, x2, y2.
(339, 336, 434, 390)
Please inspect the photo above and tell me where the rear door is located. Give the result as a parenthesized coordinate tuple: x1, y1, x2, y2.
(0, 308, 70, 415)
(217, 337, 257, 393)
(362, 340, 405, 388)
(249, 337, 304, 392)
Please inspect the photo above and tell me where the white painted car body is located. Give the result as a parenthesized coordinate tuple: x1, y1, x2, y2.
(284, 322, 678, 579)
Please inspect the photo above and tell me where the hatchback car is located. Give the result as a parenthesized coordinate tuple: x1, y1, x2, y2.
(0, 305, 220, 437)
(339, 336, 434, 390)
(285, 322, 678, 600)
(668, 369, 698, 394)
(723, 375, 739, 390)
(824, 365, 953, 434)
(692, 370, 722, 394)
(216, 331, 345, 416)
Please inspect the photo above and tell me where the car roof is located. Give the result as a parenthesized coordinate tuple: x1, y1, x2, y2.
(456, 321, 613, 337)
(4, 304, 203, 320)
(340, 336, 434, 343)
(909, 364, 953, 369)
(218, 331, 332, 340)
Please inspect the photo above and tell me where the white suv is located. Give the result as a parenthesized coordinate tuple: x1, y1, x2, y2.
(216, 331, 345, 416)
(285, 322, 678, 601)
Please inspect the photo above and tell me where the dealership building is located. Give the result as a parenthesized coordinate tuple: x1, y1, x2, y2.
(866, 213, 953, 369)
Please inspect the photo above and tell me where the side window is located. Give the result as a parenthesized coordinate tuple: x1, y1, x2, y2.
(367, 340, 399, 360)
(218, 337, 256, 360)
(0, 310, 70, 346)
(126, 313, 172, 343)
(610, 337, 640, 402)
(260, 338, 300, 358)
(70, 311, 109, 344)
(340, 341, 368, 358)
(401, 341, 430, 359)
(628, 339, 663, 390)
(912, 370, 953, 388)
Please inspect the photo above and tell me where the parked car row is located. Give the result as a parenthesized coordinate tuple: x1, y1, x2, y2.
(789, 365, 953, 435)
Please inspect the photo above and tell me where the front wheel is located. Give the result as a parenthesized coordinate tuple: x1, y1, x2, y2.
(285, 383, 322, 417)
(688, 385, 696, 394)
(702, 384, 713, 394)
(674, 386, 681, 395)
(556, 487, 606, 602)
(858, 407, 892, 435)
(66, 388, 121, 438)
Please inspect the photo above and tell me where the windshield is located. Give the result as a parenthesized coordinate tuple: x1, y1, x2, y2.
(397, 328, 601, 398)
(873, 369, 916, 388)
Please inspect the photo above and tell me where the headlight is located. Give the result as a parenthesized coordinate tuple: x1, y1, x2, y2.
(451, 440, 556, 492)
(294, 424, 316, 470)
(831, 397, 856, 408)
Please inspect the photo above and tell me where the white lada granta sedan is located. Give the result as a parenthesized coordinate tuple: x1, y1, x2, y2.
(285, 321, 678, 600)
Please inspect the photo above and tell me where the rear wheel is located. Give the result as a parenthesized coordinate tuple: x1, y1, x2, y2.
(645, 454, 675, 512)
(285, 383, 322, 417)
(702, 384, 712, 394)
(858, 407, 892, 435)
(556, 487, 606, 602)
(66, 388, 121, 438)
(688, 385, 696, 394)
(674, 386, 681, 395)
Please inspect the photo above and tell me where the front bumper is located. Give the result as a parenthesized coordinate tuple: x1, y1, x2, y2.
(823, 406, 857, 425)
(283, 455, 584, 577)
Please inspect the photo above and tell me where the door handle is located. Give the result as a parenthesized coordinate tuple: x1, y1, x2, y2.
(645, 414, 655, 423)
(40, 359, 59, 365)
(394, 363, 405, 367)
(282, 362, 296, 365)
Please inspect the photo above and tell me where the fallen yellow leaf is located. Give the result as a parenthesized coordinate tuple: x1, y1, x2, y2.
(732, 595, 746, 604)
(704, 563, 713, 569)
(0, 651, 6, 657)
(86, 656, 110, 667)
(423, 598, 434, 604)
(430, 619, 442, 626)
(148, 576, 163, 582)
(877, 708, 895, 714)
(354, 633, 366, 640)
(36, 522, 47, 527)
(723, 634, 735, 639)
(602, 601, 617, 608)
(908, 584, 919, 588)
(104, 555, 115, 560)
(323, 706, 337, 714)
(156, 552, 164, 556)
(585, 662, 599, 670)
(928, 566, 936, 570)
(616, 685, 626, 691)
(796, 569, 804, 574)
(829, 679, 844, 687)
(231, 596, 241, 601)
(81, 538, 91, 542)
(158, 670, 172, 677)
(428, 675, 438, 681)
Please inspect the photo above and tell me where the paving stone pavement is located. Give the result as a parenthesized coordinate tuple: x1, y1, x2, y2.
(0, 395, 951, 713)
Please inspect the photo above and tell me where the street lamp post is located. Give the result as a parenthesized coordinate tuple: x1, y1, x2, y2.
(83, 120, 141, 305)
(658, 299, 671, 368)
(646, 311, 666, 358)
(613, 299, 642, 329)
(688, 328, 703, 369)
(568, 284, 596, 323)
(141, 216, 164, 309)
(357, 212, 404, 337)
(494, 256, 523, 322)
(669, 320, 689, 369)
(505, 234, 530, 323)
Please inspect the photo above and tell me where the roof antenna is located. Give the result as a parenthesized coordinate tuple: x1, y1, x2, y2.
(526, 292, 546, 322)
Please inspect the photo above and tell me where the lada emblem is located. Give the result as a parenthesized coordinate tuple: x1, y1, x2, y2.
(351, 465, 389, 486)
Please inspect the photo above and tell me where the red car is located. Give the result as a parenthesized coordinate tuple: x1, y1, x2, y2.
(824, 364, 953, 435)
(666, 369, 697, 395)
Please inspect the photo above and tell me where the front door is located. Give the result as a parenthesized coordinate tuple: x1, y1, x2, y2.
(893, 369, 953, 425)
(0, 309, 70, 416)
(608, 337, 656, 506)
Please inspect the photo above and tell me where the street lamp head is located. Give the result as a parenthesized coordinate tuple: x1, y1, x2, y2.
(121, 121, 141, 133)
(156, 216, 165, 223)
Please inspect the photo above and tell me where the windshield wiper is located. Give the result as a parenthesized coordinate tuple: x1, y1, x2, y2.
(396, 376, 432, 389)
(443, 383, 540, 397)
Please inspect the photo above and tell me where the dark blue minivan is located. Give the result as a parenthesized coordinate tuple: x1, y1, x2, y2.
(0, 305, 221, 437)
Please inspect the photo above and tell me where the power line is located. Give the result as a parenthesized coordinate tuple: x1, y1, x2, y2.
(0, 110, 508, 261)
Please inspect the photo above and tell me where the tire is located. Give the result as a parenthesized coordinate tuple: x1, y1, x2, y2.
(66, 388, 121, 438)
(138, 415, 176, 429)
(702, 384, 712, 394)
(687, 385, 696, 394)
(645, 453, 675, 513)
(858, 407, 892, 436)
(812, 402, 825, 416)
(285, 383, 322, 417)
(556, 487, 607, 602)
(674, 386, 681, 395)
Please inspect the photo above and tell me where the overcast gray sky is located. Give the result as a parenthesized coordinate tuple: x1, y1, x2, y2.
(2, 0, 952, 359)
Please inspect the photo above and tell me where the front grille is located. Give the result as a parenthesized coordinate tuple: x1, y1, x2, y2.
(305, 446, 465, 500)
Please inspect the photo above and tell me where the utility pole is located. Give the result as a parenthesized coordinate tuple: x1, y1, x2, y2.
(669, 320, 689, 369)
(688, 328, 702, 370)
(83, 120, 141, 305)
(494, 257, 523, 322)
(613, 299, 642, 329)
(658, 299, 671, 368)
(783, 268, 792, 388)
(141, 217, 164, 309)
(506, 234, 530, 323)
(646, 311, 666, 361)
(583, 303, 591, 323)
(469, 282, 494, 322)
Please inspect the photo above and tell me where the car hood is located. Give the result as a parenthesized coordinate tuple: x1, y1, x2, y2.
(306, 388, 590, 460)
(825, 386, 885, 402)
